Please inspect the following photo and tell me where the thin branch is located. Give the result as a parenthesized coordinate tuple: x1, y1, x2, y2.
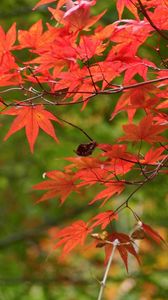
(97, 239, 118, 300)
(120, 76, 168, 91)
(2, 76, 168, 109)
(27, 67, 50, 93)
(0, 87, 23, 94)
(115, 180, 147, 215)
(56, 115, 94, 142)
(137, 0, 168, 41)
(113, 153, 168, 216)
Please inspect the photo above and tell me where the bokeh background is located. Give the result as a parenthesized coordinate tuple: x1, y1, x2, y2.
(0, 0, 168, 299)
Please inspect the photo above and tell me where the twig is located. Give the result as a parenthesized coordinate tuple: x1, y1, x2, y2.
(137, 0, 168, 41)
(2, 76, 168, 109)
(56, 115, 94, 142)
(97, 239, 118, 300)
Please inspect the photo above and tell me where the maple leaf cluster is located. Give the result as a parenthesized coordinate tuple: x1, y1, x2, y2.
(0, 0, 168, 270)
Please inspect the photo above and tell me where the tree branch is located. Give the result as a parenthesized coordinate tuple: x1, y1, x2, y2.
(97, 239, 118, 300)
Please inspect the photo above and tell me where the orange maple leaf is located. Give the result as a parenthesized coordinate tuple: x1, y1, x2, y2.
(33, 170, 78, 204)
(3, 104, 61, 152)
(53, 220, 92, 257)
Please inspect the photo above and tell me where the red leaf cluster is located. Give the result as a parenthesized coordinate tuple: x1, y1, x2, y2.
(0, 0, 167, 270)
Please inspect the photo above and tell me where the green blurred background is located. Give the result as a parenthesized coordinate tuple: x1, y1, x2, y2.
(0, 0, 168, 299)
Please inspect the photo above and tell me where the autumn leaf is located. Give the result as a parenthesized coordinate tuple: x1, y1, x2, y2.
(90, 210, 118, 230)
(49, 1, 105, 32)
(27, 34, 77, 74)
(89, 182, 125, 206)
(131, 221, 167, 245)
(0, 23, 21, 86)
(65, 156, 102, 171)
(0, 72, 22, 87)
(33, 170, 78, 204)
(33, 0, 57, 10)
(157, 99, 168, 110)
(142, 222, 166, 245)
(77, 36, 106, 61)
(54, 65, 97, 107)
(89, 61, 120, 90)
(94, 24, 115, 41)
(109, 21, 151, 57)
(110, 84, 158, 122)
(77, 168, 108, 187)
(53, 220, 92, 257)
(0, 23, 17, 53)
(119, 114, 168, 144)
(63, 0, 93, 28)
(18, 20, 43, 49)
(104, 232, 140, 271)
(147, 4, 168, 31)
(140, 147, 166, 165)
(3, 104, 61, 152)
(63, 0, 105, 33)
(98, 143, 136, 175)
(116, 0, 139, 19)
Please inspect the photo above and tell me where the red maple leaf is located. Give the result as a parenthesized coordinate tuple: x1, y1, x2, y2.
(104, 232, 140, 271)
(89, 182, 125, 206)
(116, 0, 139, 19)
(131, 221, 167, 245)
(53, 220, 92, 257)
(147, 4, 168, 30)
(0, 23, 21, 86)
(33, 170, 78, 204)
(119, 114, 168, 144)
(157, 99, 168, 110)
(2, 104, 61, 152)
(110, 84, 158, 122)
(98, 143, 136, 175)
(140, 147, 166, 165)
(48, 0, 105, 32)
(65, 156, 102, 170)
(18, 20, 43, 49)
(54, 65, 97, 108)
(141, 222, 166, 245)
(33, 0, 57, 10)
(62, 0, 95, 30)
(109, 21, 151, 57)
(90, 210, 118, 230)
(77, 36, 106, 61)
(0, 23, 17, 53)
(27, 34, 77, 74)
